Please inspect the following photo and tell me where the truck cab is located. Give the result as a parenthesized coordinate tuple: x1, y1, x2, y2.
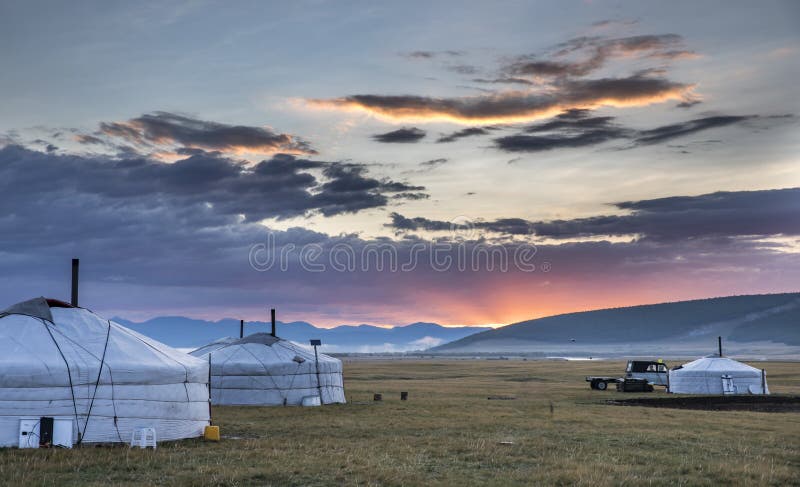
(625, 360, 668, 386)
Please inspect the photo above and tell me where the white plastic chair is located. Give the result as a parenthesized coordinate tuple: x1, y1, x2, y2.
(130, 427, 157, 449)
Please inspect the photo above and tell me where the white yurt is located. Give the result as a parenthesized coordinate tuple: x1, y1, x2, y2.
(191, 333, 346, 406)
(0, 297, 211, 448)
(668, 356, 769, 395)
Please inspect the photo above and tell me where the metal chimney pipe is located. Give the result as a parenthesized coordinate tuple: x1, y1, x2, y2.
(239, 319, 244, 339)
(718, 336, 723, 357)
(271, 308, 276, 337)
(71, 258, 79, 307)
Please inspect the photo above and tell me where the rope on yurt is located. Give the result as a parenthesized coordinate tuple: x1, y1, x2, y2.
(282, 342, 314, 403)
(106, 367, 124, 442)
(284, 362, 305, 402)
(241, 345, 290, 404)
(78, 319, 112, 445)
(40, 318, 82, 445)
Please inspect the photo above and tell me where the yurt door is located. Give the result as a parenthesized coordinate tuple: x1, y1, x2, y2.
(721, 375, 735, 394)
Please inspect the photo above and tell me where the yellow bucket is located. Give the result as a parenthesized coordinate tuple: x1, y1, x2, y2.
(204, 425, 220, 441)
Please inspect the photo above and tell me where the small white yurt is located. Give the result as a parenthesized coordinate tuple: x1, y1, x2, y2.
(191, 333, 346, 406)
(0, 297, 211, 447)
(668, 356, 769, 395)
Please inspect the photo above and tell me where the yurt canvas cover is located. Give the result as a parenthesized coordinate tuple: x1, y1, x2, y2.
(191, 336, 236, 357)
(191, 333, 346, 406)
(668, 356, 769, 395)
(0, 298, 211, 447)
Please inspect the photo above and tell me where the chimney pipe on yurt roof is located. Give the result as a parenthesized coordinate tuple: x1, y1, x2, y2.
(718, 336, 723, 357)
(271, 308, 276, 337)
(71, 258, 79, 307)
(239, 319, 244, 339)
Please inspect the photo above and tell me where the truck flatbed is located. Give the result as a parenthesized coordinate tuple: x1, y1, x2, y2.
(585, 376, 620, 390)
(586, 360, 669, 391)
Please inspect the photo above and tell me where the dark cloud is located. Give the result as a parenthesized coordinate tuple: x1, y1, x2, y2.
(553, 34, 683, 58)
(437, 127, 492, 143)
(494, 108, 631, 152)
(388, 213, 532, 235)
(388, 189, 800, 242)
(591, 19, 639, 28)
(647, 49, 700, 60)
(311, 162, 425, 216)
(393, 192, 430, 200)
(676, 99, 702, 109)
(403, 50, 463, 59)
(495, 130, 622, 152)
(447, 64, 479, 75)
(634, 115, 756, 145)
(420, 158, 449, 167)
(75, 134, 105, 145)
(86, 111, 316, 156)
(372, 127, 427, 143)
(387, 213, 452, 232)
(505, 34, 689, 80)
(533, 188, 800, 242)
(524, 108, 619, 132)
(0, 145, 425, 221)
(493, 109, 778, 153)
(558, 75, 688, 104)
(471, 77, 535, 86)
(506, 59, 601, 78)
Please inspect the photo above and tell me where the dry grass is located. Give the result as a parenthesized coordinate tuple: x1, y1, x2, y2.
(1, 360, 799, 486)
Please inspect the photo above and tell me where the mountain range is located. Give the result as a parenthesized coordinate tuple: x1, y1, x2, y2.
(432, 293, 800, 357)
(112, 316, 491, 353)
(113, 292, 800, 357)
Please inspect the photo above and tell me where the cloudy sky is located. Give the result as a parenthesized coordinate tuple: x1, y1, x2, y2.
(1, 1, 798, 327)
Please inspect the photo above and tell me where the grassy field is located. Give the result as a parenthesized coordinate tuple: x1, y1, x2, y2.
(1, 360, 799, 486)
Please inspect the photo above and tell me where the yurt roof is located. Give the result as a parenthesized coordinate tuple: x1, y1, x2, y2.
(0, 297, 208, 376)
(231, 332, 280, 346)
(200, 332, 340, 365)
(190, 336, 237, 356)
(0, 296, 75, 322)
(677, 356, 760, 373)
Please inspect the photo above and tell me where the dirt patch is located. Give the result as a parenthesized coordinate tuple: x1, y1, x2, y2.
(607, 395, 800, 413)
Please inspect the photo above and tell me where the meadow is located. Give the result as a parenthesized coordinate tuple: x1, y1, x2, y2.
(1, 360, 798, 486)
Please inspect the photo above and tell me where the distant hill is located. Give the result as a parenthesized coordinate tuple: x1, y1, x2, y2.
(112, 316, 490, 353)
(432, 293, 800, 356)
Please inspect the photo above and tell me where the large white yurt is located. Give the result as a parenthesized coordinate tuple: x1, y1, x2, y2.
(191, 333, 346, 406)
(668, 356, 769, 395)
(0, 297, 211, 447)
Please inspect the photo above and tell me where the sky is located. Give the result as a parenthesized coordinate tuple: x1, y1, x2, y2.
(0, 0, 798, 327)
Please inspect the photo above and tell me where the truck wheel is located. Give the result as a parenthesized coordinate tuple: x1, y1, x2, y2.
(596, 381, 607, 390)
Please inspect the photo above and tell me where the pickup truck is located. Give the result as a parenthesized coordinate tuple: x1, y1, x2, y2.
(586, 360, 669, 391)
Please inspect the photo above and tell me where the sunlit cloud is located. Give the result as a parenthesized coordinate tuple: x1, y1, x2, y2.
(77, 111, 317, 160)
(306, 76, 694, 125)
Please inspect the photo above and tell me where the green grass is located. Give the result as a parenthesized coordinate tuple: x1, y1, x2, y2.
(1, 360, 799, 486)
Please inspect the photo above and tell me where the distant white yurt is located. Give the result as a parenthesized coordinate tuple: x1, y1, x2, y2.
(668, 356, 769, 395)
(0, 297, 211, 447)
(191, 333, 346, 406)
